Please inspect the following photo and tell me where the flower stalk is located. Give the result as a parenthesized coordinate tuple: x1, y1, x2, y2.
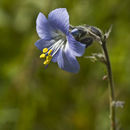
(101, 36, 116, 130)
(73, 25, 117, 129)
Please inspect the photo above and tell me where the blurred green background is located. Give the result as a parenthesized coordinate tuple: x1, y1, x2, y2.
(0, 0, 130, 129)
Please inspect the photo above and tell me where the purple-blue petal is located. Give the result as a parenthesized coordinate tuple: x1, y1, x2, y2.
(35, 39, 54, 51)
(36, 12, 57, 40)
(48, 8, 69, 35)
(67, 34, 86, 57)
(57, 49, 80, 73)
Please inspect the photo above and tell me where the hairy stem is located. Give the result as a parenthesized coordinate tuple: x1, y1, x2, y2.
(101, 38, 116, 130)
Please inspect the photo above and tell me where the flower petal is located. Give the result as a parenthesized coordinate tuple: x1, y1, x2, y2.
(36, 12, 57, 40)
(35, 39, 55, 51)
(48, 8, 69, 34)
(57, 48, 80, 73)
(67, 34, 86, 57)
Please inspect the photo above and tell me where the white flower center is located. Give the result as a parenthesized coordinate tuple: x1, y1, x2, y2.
(39, 30, 68, 65)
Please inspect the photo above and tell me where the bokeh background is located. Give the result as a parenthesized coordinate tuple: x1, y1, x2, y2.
(0, 0, 130, 129)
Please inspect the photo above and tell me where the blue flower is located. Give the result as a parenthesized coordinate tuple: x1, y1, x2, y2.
(35, 8, 86, 73)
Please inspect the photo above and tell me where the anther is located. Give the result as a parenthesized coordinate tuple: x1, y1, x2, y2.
(43, 60, 50, 65)
(48, 49, 53, 55)
(46, 55, 52, 61)
(40, 54, 46, 58)
(43, 48, 48, 53)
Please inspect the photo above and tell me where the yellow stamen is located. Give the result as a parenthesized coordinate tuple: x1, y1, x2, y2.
(46, 55, 52, 61)
(40, 53, 46, 58)
(43, 48, 48, 53)
(48, 49, 53, 55)
(43, 60, 50, 65)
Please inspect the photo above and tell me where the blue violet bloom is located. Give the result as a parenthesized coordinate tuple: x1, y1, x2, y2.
(35, 8, 86, 73)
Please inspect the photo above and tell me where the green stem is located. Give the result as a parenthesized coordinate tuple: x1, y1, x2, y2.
(101, 38, 116, 130)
